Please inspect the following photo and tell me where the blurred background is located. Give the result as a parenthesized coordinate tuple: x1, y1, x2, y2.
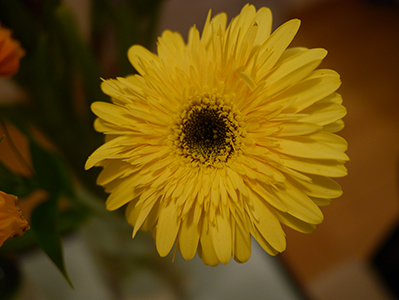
(276, 1, 399, 299)
(1, 0, 399, 299)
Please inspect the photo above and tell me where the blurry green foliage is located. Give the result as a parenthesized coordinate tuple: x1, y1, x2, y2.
(0, 0, 164, 286)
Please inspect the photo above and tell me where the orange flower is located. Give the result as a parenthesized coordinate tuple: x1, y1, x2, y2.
(0, 24, 24, 77)
(0, 191, 30, 247)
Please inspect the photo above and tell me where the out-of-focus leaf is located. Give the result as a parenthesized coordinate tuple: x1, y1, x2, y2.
(55, 6, 106, 105)
(28, 34, 64, 127)
(42, 0, 62, 25)
(0, 161, 36, 198)
(0, 107, 30, 137)
(59, 204, 91, 233)
(29, 138, 74, 198)
(0, 228, 37, 255)
(109, 2, 139, 76)
(0, 198, 90, 255)
(31, 195, 73, 287)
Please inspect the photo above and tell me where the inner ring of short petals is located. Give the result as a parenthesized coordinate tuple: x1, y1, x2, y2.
(171, 93, 244, 168)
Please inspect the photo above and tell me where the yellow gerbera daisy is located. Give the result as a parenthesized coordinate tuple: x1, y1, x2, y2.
(86, 4, 348, 266)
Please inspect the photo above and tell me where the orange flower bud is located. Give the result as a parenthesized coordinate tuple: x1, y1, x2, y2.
(0, 191, 30, 247)
(0, 25, 25, 77)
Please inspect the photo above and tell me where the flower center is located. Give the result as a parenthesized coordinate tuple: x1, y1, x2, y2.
(171, 93, 246, 168)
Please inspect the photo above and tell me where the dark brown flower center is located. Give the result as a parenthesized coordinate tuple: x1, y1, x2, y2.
(171, 93, 245, 168)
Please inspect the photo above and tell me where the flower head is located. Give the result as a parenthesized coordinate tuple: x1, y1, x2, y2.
(0, 191, 30, 247)
(0, 24, 24, 77)
(86, 4, 348, 265)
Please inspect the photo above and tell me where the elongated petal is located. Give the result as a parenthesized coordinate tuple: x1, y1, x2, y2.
(250, 191, 286, 252)
(276, 133, 349, 161)
(178, 212, 200, 260)
(156, 201, 181, 257)
(233, 219, 252, 263)
(265, 48, 327, 96)
(210, 207, 232, 264)
(280, 154, 348, 177)
(273, 182, 324, 224)
(257, 19, 301, 78)
(199, 216, 220, 266)
(128, 45, 162, 75)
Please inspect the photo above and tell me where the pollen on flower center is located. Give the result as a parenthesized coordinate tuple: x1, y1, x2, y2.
(170, 93, 246, 168)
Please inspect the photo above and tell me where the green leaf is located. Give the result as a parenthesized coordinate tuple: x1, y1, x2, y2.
(31, 195, 73, 288)
(0, 107, 30, 136)
(109, 2, 140, 76)
(0, 198, 90, 256)
(59, 204, 91, 233)
(0, 227, 37, 255)
(0, 161, 36, 198)
(29, 34, 65, 126)
(29, 138, 74, 198)
(55, 6, 106, 104)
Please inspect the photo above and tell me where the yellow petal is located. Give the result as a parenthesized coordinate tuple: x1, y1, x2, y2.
(250, 191, 286, 252)
(300, 102, 347, 126)
(274, 122, 321, 137)
(276, 212, 316, 233)
(226, 168, 250, 197)
(101, 77, 146, 105)
(292, 174, 343, 199)
(156, 201, 180, 257)
(85, 136, 134, 169)
(273, 69, 341, 113)
(240, 71, 256, 91)
(246, 180, 287, 212)
(317, 131, 348, 151)
(133, 190, 160, 237)
(141, 201, 160, 231)
(281, 154, 348, 177)
(125, 200, 142, 228)
(324, 120, 345, 133)
(233, 218, 252, 263)
(257, 19, 301, 78)
(105, 177, 138, 211)
(158, 30, 186, 55)
(91, 102, 132, 127)
(278, 47, 307, 62)
(226, 4, 256, 50)
(276, 132, 349, 162)
(252, 7, 272, 45)
(266, 48, 328, 96)
(273, 182, 323, 224)
(178, 212, 200, 260)
(97, 161, 133, 185)
(203, 11, 228, 46)
(128, 45, 161, 75)
(199, 216, 220, 266)
(210, 208, 232, 264)
(250, 225, 280, 256)
(311, 197, 332, 206)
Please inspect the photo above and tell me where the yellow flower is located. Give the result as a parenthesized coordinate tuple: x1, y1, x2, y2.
(0, 24, 24, 77)
(0, 191, 30, 247)
(86, 4, 348, 265)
